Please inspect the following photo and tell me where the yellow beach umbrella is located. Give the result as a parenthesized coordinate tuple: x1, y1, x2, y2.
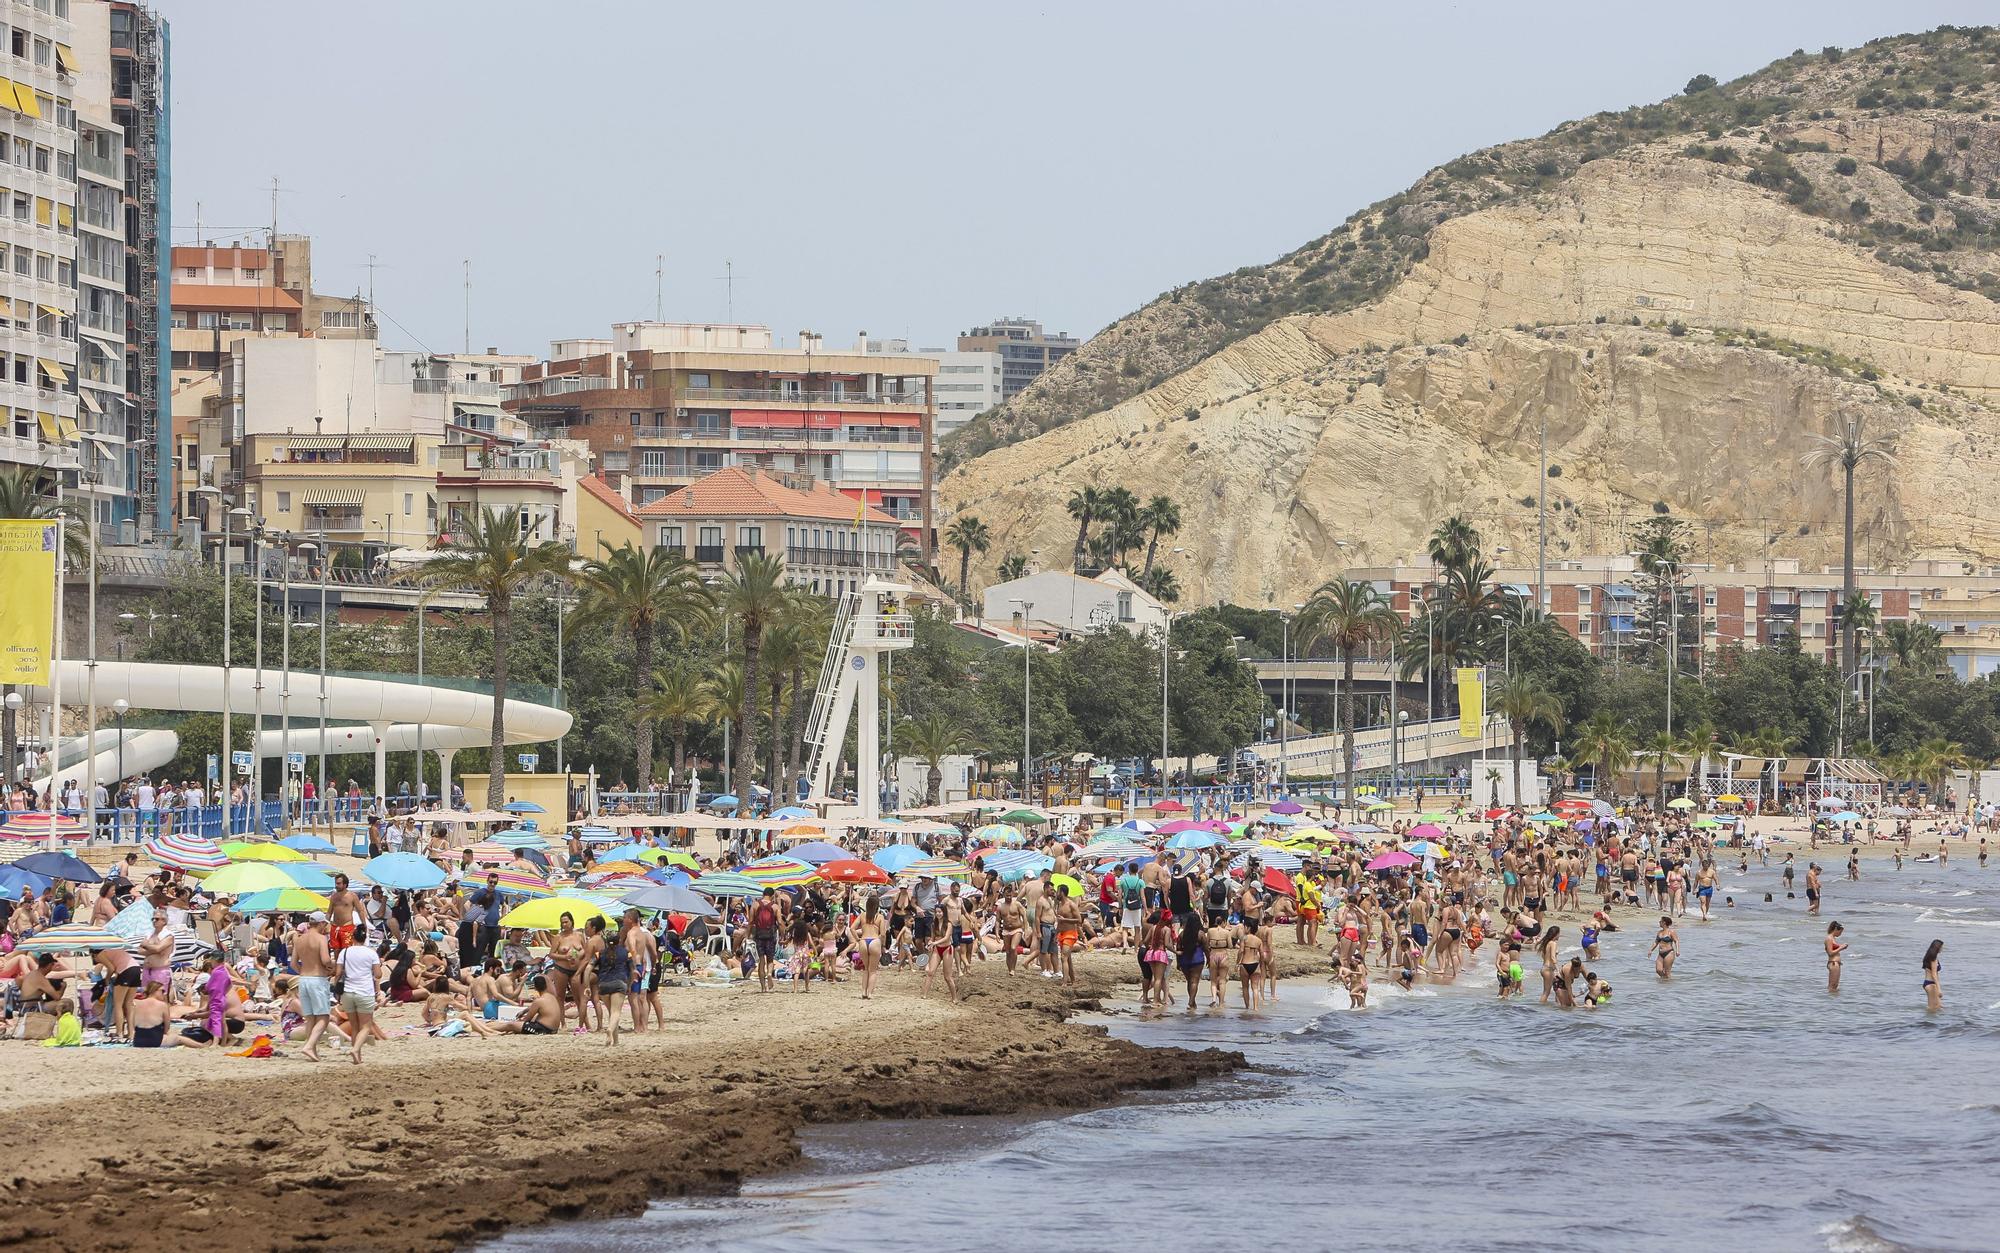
(1666, 797, 1696, 810)
(499, 896, 611, 929)
(220, 841, 307, 862)
(1049, 873, 1083, 898)
(201, 863, 296, 895)
(1716, 794, 1744, 804)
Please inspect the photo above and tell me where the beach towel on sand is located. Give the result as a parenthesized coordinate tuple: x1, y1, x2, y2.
(227, 1035, 275, 1058)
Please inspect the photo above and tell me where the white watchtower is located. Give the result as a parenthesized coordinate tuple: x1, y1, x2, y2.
(803, 577, 915, 821)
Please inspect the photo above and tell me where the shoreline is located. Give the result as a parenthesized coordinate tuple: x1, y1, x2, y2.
(0, 944, 1330, 1253)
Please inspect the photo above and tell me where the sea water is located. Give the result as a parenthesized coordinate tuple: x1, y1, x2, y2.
(491, 858, 2000, 1252)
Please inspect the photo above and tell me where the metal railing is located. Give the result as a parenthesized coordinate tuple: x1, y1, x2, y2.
(503, 375, 617, 401)
(413, 377, 500, 397)
(682, 387, 926, 406)
(693, 545, 725, 563)
(788, 545, 861, 568)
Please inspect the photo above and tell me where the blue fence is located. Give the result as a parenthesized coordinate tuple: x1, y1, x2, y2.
(5, 794, 426, 843)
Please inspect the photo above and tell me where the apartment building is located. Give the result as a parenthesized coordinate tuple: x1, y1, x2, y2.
(502, 321, 937, 555)
(102, 0, 165, 537)
(956, 317, 1076, 401)
(635, 465, 904, 598)
(1350, 553, 2000, 668)
(856, 335, 996, 443)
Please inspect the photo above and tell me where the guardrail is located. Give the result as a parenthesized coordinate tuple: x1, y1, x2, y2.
(682, 387, 926, 406)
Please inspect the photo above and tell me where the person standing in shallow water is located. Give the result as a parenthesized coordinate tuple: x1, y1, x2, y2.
(1922, 939, 1944, 1013)
(1648, 916, 1678, 979)
(1824, 922, 1846, 994)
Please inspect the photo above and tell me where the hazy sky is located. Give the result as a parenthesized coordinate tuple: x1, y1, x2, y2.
(166, 1, 1995, 358)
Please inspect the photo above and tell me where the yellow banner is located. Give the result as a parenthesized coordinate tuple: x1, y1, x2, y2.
(0, 518, 57, 684)
(1456, 666, 1484, 739)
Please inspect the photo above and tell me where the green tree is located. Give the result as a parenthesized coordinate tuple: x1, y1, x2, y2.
(1099, 486, 1142, 567)
(901, 711, 974, 805)
(1878, 620, 1944, 672)
(1494, 673, 1564, 805)
(1168, 615, 1266, 780)
(571, 542, 711, 790)
(996, 553, 1028, 582)
(1065, 486, 1102, 574)
(397, 506, 574, 808)
(714, 550, 789, 808)
(1801, 414, 1895, 683)
(1570, 711, 1635, 799)
(1297, 579, 1399, 807)
(1139, 495, 1182, 575)
(635, 662, 711, 783)
(944, 514, 991, 596)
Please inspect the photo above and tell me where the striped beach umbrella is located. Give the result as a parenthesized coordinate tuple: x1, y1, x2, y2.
(738, 857, 820, 889)
(582, 874, 656, 894)
(1077, 841, 1152, 864)
(969, 823, 1026, 846)
(1232, 848, 1302, 872)
(981, 849, 1055, 882)
(144, 832, 229, 872)
(232, 888, 331, 914)
(690, 871, 763, 899)
(463, 841, 517, 866)
(899, 856, 972, 880)
(18, 923, 128, 954)
(486, 868, 554, 898)
(0, 813, 89, 841)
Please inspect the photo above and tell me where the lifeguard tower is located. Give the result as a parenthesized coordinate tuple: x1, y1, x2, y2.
(803, 577, 915, 821)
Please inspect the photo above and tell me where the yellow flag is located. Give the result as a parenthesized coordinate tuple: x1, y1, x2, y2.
(1456, 667, 1484, 740)
(853, 493, 866, 527)
(0, 519, 58, 684)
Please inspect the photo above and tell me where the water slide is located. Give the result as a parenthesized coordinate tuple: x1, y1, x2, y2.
(20, 660, 571, 794)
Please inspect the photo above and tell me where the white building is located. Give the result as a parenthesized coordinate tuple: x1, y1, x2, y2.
(854, 335, 995, 443)
(981, 568, 1168, 637)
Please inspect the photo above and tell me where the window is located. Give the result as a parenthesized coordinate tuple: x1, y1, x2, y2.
(694, 451, 723, 471)
(1116, 592, 1133, 622)
(241, 268, 260, 282)
(1578, 615, 1593, 636)
(1703, 592, 1716, 608)
(686, 373, 710, 389)
(694, 411, 723, 434)
(738, 525, 762, 549)
(657, 525, 682, 549)
(276, 491, 290, 512)
(10, 30, 24, 59)
(403, 493, 413, 516)
(321, 308, 360, 329)
(182, 266, 198, 278)
(262, 313, 289, 331)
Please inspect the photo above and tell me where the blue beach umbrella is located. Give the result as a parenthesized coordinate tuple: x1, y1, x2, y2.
(645, 867, 693, 887)
(501, 801, 545, 814)
(0, 865, 52, 897)
(786, 840, 853, 864)
(709, 794, 741, 809)
(620, 883, 719, 917)
(12, 850, 100, 883)
(278, 862, 338, 891)
(277, 834, 337, 854)
(871, 845, 926, 874)
(362, 852, 446, 891)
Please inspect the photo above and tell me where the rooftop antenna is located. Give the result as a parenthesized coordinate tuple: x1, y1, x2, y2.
(463, 259, 471, 355)
(717, 259, 735, 323)
(365, 254, 378, 311)
(654, 253, 663, 322)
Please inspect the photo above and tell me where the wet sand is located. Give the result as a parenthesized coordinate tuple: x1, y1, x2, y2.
(0, 942, 1326, 1252)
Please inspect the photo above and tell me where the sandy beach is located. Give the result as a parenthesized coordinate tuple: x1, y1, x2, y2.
(0, 937, 1331, 1252)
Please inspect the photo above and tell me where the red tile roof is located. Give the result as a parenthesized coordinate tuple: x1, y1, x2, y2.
(577, 473, 639, 525)
(635, 466, 901, 525)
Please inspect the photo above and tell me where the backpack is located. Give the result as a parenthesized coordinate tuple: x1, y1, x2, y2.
(1207, 877, 1228, 908)
(1121, 878, 1143, 909)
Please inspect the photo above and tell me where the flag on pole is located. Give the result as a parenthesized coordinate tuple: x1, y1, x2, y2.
(1456, 667, 1485, 740)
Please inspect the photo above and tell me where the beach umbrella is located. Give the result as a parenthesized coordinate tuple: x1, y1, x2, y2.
(276, 834, 337, 854)
(493, 831, 552, 849)
(1078, 841, 1153, 864)
(656, 849, 700, 871)
(362, 852, 447, 891)
(1666, 798, 1696, 810)
(0, 865, 52, 896)
(200, 862, 296, 896)
(1232, 849, 1301, 872)
(870, 845, 926, 874)
(1152, 799, 1187, 813)
(1404, 840, 1450, 859)
(1164, 831, 1224, 851)
(1269, 798, 1304, 815)
(1590, 800, 1615, 817)
(1109, 819, 1157, 836)
(220, 840, 307, 862)
(11, 850, 101, 884)
(644, 867, 694, 887)
(18, 923, 128, 954)
(786, 840, 854, 864)
(500, 800, 545, 814)
(999, 808, 1046, 824)
(620, 883, 719, 917)
(709, 794, 741, 809)
(690, 872, 763, 900)
(1551, 798, 1592, 811)
(1526, 811, 1563, 824)
(771, 805, 814, 821)
(1364, 850, 1418, 871)
(980, 849, 1055, 882)
(1346, 823, 1384, 835)
(0, 813, 89, 841)
(277, 862, 338, 891)
(513, 848, 554, 874)
(1261, 813, 1299, 827)
(1049, 872, 1082, 898)
(969, 823, 1027, 846)
(232, 887, 330, 914)
(583, 873, 656, 894)
(1154, 819, 1204, 835)
(739, 858, 820, 889)
(818, 858, 893, 885)
(1716, 794, 1745, 805)
(1407, 823, 1446, 840)
(598, 843, 654, 863)
(1261, 866, 1297, 895)
(1692, 817, 1723, 829)
(463, 841, 518, 866)
(589, 860, 650, 877)
(499, 896, 609, 928)
(1359, 800, 1391, 813)
(900, 856, 971, 880)
(1831, 811, 1864, 823)
(144, 832, 229, 872)
(486, 868, 555, 897)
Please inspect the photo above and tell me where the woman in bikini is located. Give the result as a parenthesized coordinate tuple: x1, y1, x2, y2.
(1204, 914, 1234, 1008)
(1922, 938, 1943, 1012)
(546, 913, 588, 1031)
(1175, 909, 1206, 1012)
(1824, 921, 1847, 994)
(1537, 926, 1562, 1005)
(921, 906, 959, 1001)
(854, 895, 887, 1000)
(1648, 915, 1679, 979)
(1237, 918, 1266, 1011)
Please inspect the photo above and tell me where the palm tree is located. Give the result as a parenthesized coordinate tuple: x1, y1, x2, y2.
(1139, 495, 1182, 575)
(1427, 515, 1480, 572)
(1065, 487, 1102, 574)
(571, 542, 712, 790)
(1099, 487, 1141, 567)
(1296, 579, 1400, 809)
(1801, 413, 1895, 681)
(996, 553, 1028, 582)
(901, 710, 974, 805)
(1137, 566, 1181, 604)
(0, 467, 82, 788)
(1570, 712, 1635, 800)
(1642, 730, 1684, 812)
(635, 662, 712, 784)
(1545, 755, 1574, 802)
(715, 550, 790, 810)
(1917, 737, 1968, 802)
(1680, 721, 1724, 800)
(1879, 620, 1944, 672)
(943, 515, 991, 596)
(399, 506, 573, 808)
(761, 616, 803, 803)
(699, 662, 744, 789)
(1494, 674, 1564, 806)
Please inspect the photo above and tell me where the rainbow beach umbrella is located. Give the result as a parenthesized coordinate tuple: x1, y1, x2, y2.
(18, 923, 127, 954)
(739, 857, 820, 889)
(0, 813, 89, 841)
(144, 832, 229, 872)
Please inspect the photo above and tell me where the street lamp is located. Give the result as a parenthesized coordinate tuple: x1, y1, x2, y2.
(251, 518, 267, 833)
(2, 690, 20, 786)
(111, 698, 127, 784)
(299, 537, 330, 826)
(1009, 597, 1033, 799)
(705, 573, 731, 786)
(1157, 547, 1185, 788)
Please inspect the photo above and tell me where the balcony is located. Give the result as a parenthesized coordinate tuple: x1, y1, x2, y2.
(693, 545, 725, 563)
(788, 545, 860, 569)
(734, 544, 765, 560)
(413, 377, 501, 397)
(502, 375, 616, 401)
(682, 386, 925, 407)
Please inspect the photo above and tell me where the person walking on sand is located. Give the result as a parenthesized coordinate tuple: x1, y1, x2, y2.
(295, 912, 334, 1062)
(589, 916, 630, 1046)
(1056, 887, 1084, 987)
(1824, 922, 1847, 994)
(1922, 939, 1944, 1012)
(854, 895, 887, 999)
(1238, 917, 1267, 1011)
(749, 889, 781, 993)
(337, 921, 384, 1065)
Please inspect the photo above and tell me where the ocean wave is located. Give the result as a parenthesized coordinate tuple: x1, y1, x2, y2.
(1818, 1215, 1917, 1253)
(1915, 908, 2000, 928)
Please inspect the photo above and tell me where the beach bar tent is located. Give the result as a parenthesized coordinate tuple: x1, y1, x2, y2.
(1805, 757, 1888, 812)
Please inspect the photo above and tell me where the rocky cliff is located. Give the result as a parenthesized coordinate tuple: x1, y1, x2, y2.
(941, 27, 2000, 604)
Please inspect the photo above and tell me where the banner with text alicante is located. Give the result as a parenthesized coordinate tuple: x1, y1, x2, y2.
(0, 519, 57, 684)
(1456, 667, 1484, 741)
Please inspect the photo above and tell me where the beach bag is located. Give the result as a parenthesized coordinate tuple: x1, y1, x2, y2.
(1121, 879, 1143, 909)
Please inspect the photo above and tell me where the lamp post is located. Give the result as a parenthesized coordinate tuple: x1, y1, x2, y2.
(111, 699, 127, 790)
(251, 520, 266, 832)
(1010, 597, 1033, 799)
(1157, 547, 1185, 787)
(299, 537, 330, 828)
(3, 690, 20, 786)
(279, 537, 293, 826)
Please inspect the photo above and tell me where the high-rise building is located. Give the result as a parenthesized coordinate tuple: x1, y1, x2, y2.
(103, 0, 166, 538)
(502, 322, 938, 556)
(855, 335, 997, 444)
(956, 317, 1077, 401)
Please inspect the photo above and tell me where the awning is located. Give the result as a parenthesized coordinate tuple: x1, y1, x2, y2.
(78, 429, 121, 447)
(57, 417, 78, 441)
(346, 433, 414, 451)
(33, 198, 49, 226)
(12, 84, 39, 119)
(284, 434, 346, 451)
(452, 401, 503, 419)
(35, 358, 67, 384)
(301, 489, 365, 507)
(36, 413, 58, 441)
(76, 389, 102, 414)
(55, 204, 70, 229)
(53, 43, 78, 75)
(0, 79, 17, 116)
(37, 304, 63, 321)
